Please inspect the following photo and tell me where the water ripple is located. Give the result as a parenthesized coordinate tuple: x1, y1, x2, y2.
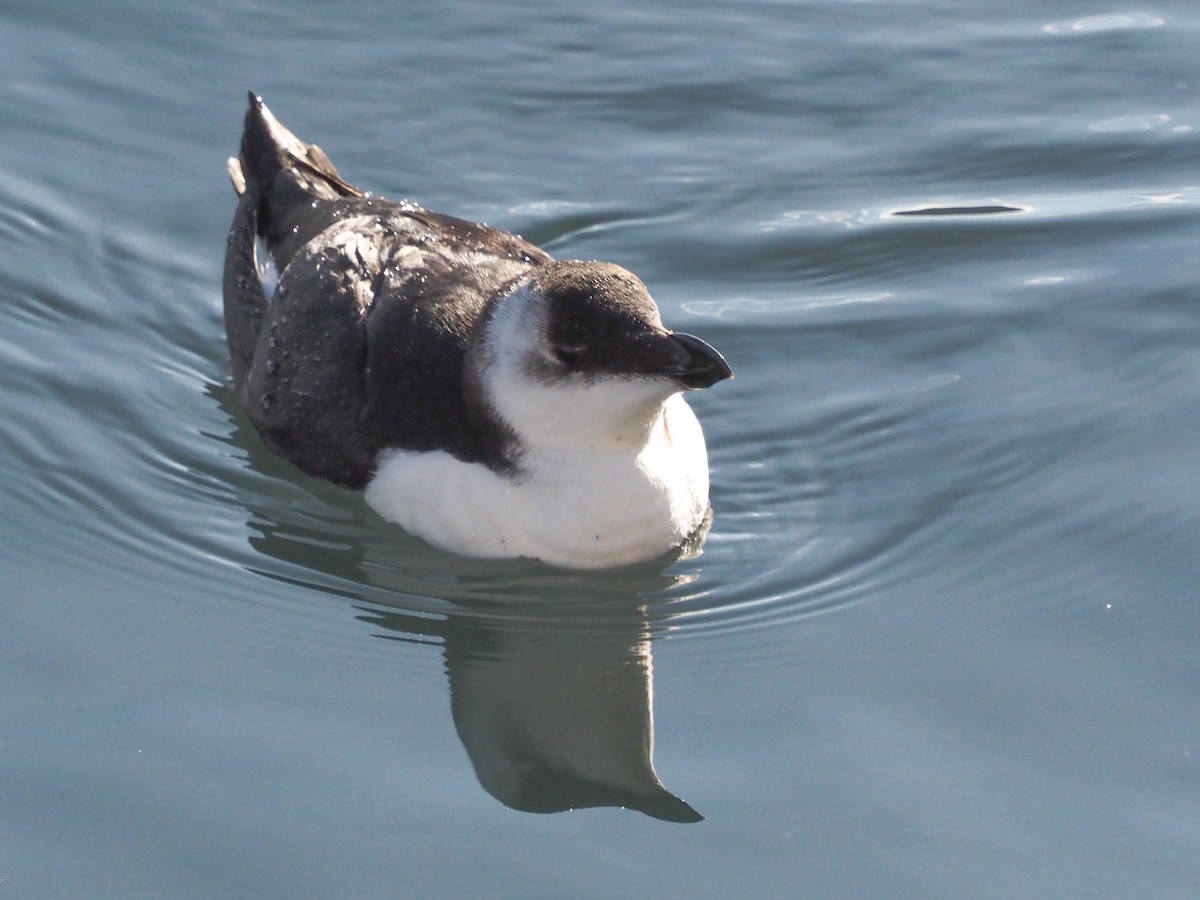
(1043, 14, 1165, 35)
(2, 166, 1182, 660)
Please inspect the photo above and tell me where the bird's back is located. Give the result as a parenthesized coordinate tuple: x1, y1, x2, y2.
(223, 95, 549, 486)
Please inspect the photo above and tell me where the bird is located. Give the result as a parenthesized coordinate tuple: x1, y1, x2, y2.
(222, 94, 731, 569)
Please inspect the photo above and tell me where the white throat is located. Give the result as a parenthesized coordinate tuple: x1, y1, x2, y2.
(478, 283, 676, 450)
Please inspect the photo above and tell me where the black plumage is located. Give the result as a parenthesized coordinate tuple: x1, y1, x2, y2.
(224, 94, 545, 486)
(222, 94, 731, 493)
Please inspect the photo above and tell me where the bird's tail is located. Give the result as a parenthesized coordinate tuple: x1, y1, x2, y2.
(222, 94, 364, 388)
(226, 92, 361, 203)
(225, 93, 362, 255)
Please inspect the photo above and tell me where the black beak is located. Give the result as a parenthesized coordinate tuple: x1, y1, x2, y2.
(663, 332, 733, 390)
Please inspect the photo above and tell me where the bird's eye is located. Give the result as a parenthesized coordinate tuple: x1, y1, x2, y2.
(554, 344, 585, 367)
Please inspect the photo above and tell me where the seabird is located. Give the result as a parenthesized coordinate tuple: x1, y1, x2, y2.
(222, 94, 732, 569)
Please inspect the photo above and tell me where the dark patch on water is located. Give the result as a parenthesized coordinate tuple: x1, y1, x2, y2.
(889, 204, 1025, 217)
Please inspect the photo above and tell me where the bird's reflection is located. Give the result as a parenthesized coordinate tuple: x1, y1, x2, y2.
(359, 596, 702, 823)
(217, 392, 703, 823)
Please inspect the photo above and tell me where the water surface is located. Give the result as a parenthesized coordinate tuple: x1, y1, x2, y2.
(2, 1, 1199, 897)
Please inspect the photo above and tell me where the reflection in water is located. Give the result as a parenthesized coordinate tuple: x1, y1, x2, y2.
(360, 600, 703, 823)
(224, 398, 703, 823)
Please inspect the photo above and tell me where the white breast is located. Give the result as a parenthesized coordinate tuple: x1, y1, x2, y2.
(363, 394, 710, 568)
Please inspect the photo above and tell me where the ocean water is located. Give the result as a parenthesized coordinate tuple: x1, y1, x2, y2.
(2, 1, 1199, 897)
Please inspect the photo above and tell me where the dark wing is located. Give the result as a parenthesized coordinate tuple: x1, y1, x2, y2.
(238, 223, 377, 487)
(224, 94, 551, 486)
(360, 238, 531, 472)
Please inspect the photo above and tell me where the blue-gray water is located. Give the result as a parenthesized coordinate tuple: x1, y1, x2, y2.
(3, 1, 1199, 897)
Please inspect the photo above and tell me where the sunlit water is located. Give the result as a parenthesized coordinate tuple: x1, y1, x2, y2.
(3, 1, 1199, 897)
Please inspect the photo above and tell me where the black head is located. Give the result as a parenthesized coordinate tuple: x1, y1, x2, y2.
(470, 260, 730, 452)
(530, 260, 732, 390)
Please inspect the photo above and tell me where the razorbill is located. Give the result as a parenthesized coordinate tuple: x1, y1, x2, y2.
(222, 94, 732, 569)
